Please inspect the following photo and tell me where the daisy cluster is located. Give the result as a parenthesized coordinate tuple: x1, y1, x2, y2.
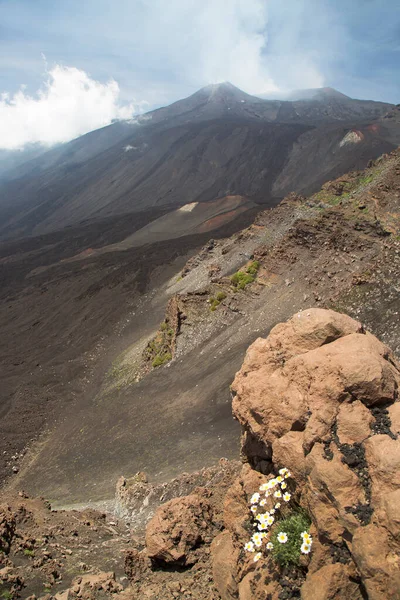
(275, 530, 312, 554)
(243, 467, 313, 563)
(244, 468, 292, 562)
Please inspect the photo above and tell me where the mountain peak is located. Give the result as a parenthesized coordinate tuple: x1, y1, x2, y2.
(287, 87, 351, 101)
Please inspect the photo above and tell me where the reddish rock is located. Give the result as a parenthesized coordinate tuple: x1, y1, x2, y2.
(364, 435, 400, 510)
(336, 400, 373, 444)
(211, 531, 239, 600)
(300, 563, 363, 599)
(0, 505, 16, 554)
(223, 465, 267, 538)
(388, 401, 400, 436)
(304, 443, 364, 541)
(232, 310, 400, 469)
(352, 524, 400, 599)
(272, 431, 306, 482)
(238, 567, 279, 600)
(145, 494, 212, 565)
(229, 309, 400, 599)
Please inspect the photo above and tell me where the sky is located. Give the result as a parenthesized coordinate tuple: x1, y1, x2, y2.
(0, 0, 399, 150)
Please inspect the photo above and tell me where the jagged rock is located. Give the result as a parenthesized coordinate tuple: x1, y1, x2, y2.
(210, 531, 239, 600)
(336, 401, 373, 444)
(352, 525, 400, 599)
(145, 494, 212, 565)
(300, 563, 363, 599)
(124, 548, 151, 583)
(226, 309, 400, 599)
(304, 443, 364, 541)
(0, 505, 16, 553)
(232, 309, 400, 471)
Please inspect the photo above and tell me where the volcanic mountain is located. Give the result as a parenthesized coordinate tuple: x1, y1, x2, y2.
(0, 84, 400, 507)
(0, 83, 397, 240)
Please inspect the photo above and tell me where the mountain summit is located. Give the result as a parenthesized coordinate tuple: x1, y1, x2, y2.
(0, 82, 396, 239)
(287, 87, 352, 101)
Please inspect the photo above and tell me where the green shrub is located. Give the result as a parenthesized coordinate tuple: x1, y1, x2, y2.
(209, 291, 227, 311)
(231, 271, 254, 289)
(23, 549, 35, 557)
(270, 511, 311, 567)
(152, 352, 172, 368)
(246, 261, 260, 276)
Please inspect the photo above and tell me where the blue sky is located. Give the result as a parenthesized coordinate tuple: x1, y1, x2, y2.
(0, 0, 399, 149)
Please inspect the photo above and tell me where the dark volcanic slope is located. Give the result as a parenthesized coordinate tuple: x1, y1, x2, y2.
(4, 148, 400, 505)
(0, 118, 309, 238)
(0, 83, 397, 240)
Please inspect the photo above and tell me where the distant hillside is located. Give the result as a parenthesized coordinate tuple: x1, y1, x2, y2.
(0, 83, 397, 240)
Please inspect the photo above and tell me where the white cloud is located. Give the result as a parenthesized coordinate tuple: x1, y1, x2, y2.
(0, 64, 145, 150)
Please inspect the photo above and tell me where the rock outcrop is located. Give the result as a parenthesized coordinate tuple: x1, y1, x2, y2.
(211, 308, 400, 599)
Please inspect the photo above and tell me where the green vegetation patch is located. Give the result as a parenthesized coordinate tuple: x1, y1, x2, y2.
(231, 261, 260, 290)
(358, 174, 374, 186)
(144, 320, 175, 368)
(270, 511, 312, 567)
(209, 291, 227, 311)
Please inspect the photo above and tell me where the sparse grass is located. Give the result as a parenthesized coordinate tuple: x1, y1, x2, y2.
(270, 511, 311, 567)
(145, 320, 175, 368)
(246, 260, 260, 276)
(23, 549, 35, 557)
(231, 261, 260, 290)
(359, 174, 374, 185)
(152, 352, 172, 368)
(209, 291, 227, 311)
(231, 271, 254, 289)
(1, 591, 13, 600)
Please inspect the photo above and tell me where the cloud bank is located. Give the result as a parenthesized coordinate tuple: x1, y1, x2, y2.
(0, 64, 143, 150)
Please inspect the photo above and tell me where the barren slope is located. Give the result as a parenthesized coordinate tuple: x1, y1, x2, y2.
(4, 148, 400, 506)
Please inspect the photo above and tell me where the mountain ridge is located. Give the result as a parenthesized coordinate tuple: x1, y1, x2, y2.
(0, 83, 397, 240)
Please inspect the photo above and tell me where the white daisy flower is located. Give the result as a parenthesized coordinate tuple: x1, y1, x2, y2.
(280, 482, 287, 490)
(250, 493, 260, 504)
(260, 532, 267, 539)
(254, 552, 262, 562)
(276, 476, 283, 483)
(252, 533, 263, 547)
(274, 490, 282, 498)
(250, 505, 257, 513)
(266, 515, 275, 526)
(244, 541, 255, 552)
(269, 508, 275, 515)
(277, 532, 288, 544)
(284, 471, 291, 479)
(301, 542, 312, 554)
(266, 542, 274, 550)
(275, 503, 281, 509)
(260, 498, 267, 507)
(279, 468, 288, 475)
(259, 483, 269, 491)
(258, 522, 268, 531)
(283, 492, 291, 502)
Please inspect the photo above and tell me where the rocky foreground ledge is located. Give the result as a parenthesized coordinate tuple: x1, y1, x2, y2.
(1, 309, 400, 599)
